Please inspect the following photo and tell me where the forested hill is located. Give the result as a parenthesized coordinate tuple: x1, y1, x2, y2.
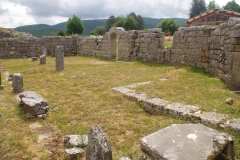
(14, 17, 186, 38)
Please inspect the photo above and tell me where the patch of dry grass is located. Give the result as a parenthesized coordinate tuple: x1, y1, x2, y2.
(1, 56, 240, 159)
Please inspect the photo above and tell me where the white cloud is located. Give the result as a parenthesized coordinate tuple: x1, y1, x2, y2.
(1, 0, 240, 28)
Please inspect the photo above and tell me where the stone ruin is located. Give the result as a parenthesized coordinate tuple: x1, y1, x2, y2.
(12, 73, 23, 93)
(63, 124, 234, 160)
(18, 91, 49, 118)
(55, 46, 64, 71)
(0, 18, 240, 90)
(140, 124, 234, 160)
(63, 125, 112, 160)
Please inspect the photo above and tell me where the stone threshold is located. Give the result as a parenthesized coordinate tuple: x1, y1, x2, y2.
(111, 82, 240, 135)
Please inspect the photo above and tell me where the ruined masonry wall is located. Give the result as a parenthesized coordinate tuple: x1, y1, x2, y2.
(0, 18, 240, 90)
(172, 17, 240, 90)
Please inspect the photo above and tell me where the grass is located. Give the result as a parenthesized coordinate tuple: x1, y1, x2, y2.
(0, 56, 240, 159)
(163, 41, 172, 49)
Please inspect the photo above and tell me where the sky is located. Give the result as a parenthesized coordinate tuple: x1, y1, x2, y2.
(0, 0, 239, 28)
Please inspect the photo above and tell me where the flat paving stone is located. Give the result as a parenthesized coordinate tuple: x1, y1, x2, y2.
(165, 103, 199, 119)
(124, 92, 147, 102)
(111, 86, 135, 95)
(140, 124, 234, 160)
(143, 98, 168, 114)
(225, 118, 240, 133)
(193, 111, 229, 126)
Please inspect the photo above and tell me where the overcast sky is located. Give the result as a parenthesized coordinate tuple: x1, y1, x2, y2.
(0, 0, 239, 28)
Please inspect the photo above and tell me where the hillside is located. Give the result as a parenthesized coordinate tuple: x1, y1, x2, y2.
(15, 24, 59, 38)
(14, 18, 186, 38)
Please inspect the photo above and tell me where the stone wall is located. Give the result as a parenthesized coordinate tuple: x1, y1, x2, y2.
(0, 19, 240, 90)
(171, 17, 240, 90)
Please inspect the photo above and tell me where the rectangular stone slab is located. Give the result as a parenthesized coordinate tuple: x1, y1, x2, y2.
(140, 124, 234, 160)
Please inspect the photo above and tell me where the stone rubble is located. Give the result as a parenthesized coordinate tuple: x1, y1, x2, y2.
(18, 91, 49, 118)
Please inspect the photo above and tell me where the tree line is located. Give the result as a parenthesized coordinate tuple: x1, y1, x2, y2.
(57, 0, 240, 37)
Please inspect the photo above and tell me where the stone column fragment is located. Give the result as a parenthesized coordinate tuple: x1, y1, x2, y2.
(86, 125, 112, 160)
(40, 55, 46, 64)
(43, 47, 47, 55)
(55, 46, 64, 71)
(12, 73, 23, 93)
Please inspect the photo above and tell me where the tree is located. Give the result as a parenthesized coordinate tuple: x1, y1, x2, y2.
(207, 0, 220, 11)
(137, 15, 144, 30)
(223, 0, 240, 12)
(56, 30, 65, 36)
(66, 15, 84, 35)
(156, 18, 180, 35)
(189, 0, 207, 18)
(124, 16, 138, 30)
(90, 26, 106, 36)
(110, 12, 145, 31)
(105, 15, 115, 31)
(112, 16, 125, 28)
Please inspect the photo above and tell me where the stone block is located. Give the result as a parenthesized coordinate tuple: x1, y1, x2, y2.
(64, 134, 88, 148)
(64, 147, 84, 160)
(12, 73, 23, 93)
(210, 59, 219, 68)
(40, 54, 46, 64)
(229, 30, 240, 38)
(143, 98, 168, 114)
(31, 57, 38, 61)
(140, 124, 234, 160)
(55, 46, 64, 71)
(164, 103, 199, 119)
(187, 37, 197, 43)
(192, 111, 229, 126)
(43, 47, 47, 55)
(86, 125, 112, 160)
(188, 43, 202, 49)
(212, 28, 221, 36)
(230, 38, 240, 45)
(149, 28, 162, 33)
(229, 51, 240, 90)
(210, 43, 221, 50)
(19, 91, 49, 118)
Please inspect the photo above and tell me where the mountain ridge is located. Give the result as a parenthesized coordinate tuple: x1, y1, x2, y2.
(14, 17, 186, 38)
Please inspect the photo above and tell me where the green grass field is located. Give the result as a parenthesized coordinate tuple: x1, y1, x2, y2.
(0, 56, 240, 159)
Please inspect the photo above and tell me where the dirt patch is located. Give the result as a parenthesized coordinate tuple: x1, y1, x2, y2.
(28, 120, 64, 159)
